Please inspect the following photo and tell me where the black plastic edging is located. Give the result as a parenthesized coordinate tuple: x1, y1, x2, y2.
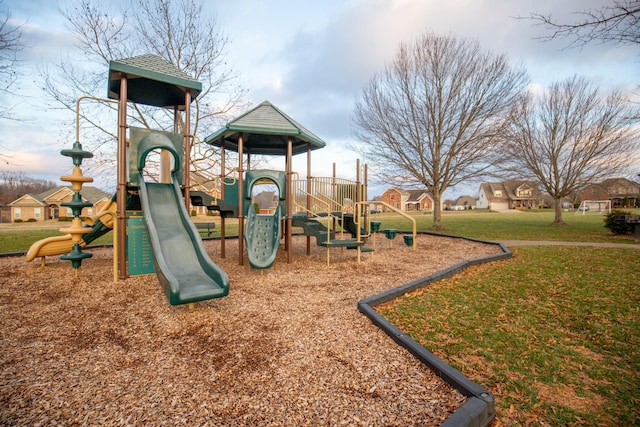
(358, 232, 512, 427)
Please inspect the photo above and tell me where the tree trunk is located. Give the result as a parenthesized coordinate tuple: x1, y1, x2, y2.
(553, 197, 566, 225)
(433, 193, 442, 228)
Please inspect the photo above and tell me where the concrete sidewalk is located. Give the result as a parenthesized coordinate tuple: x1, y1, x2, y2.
(498, 240, 640, 249)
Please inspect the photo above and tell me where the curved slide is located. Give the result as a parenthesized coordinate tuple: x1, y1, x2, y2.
(25, 200, 117, 262)
(137, 172, 230, 305)
(244, 204, 281, 269)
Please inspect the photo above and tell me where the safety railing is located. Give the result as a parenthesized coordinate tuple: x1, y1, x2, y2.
(291, 190, 336, 247)
(292, 177, 359, 214)
(354, 200, 416, 262)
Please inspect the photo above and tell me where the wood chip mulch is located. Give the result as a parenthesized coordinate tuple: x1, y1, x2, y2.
(0, 233, 502, 426)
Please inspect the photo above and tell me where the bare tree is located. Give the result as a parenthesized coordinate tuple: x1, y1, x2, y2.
(352, 32, 529, 227)
(526, 1, 640, 50)
(0, 1, 24, 164)
(0, 0, 22, 96)
(503, 75, 640, 224)
(41, 0, 246, 189)
(0, 170, 57, 204)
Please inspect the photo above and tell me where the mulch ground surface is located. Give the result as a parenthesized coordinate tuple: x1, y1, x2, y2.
(1, 234, 501, 426)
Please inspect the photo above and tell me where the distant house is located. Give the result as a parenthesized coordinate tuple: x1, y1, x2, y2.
(368, 195, 384, 213)
(9, 186, 111, 222)
(380, 188, 433, 212)
(452, 195, 476, 210)
(579, 177, 640, 208)
(253, 190, 279, 213)
(0, 202, 10, 223)
(477, 181, 543, 211)
(443, 199, 455, 210)
(189, 171, 218, 216)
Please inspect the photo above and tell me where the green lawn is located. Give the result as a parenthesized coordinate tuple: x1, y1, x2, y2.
(377, 246, 640, 426)
(370, 208, 640, 243)
(0, 218, 239, 253)
(2, 209, 637, 253)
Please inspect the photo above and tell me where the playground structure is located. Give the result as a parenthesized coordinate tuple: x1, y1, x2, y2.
(17, 54, 502, 427)
(200, 100, 417, 268)
(26, 54, 416, 305)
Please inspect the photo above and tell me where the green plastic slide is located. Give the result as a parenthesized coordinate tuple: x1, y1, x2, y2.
(138, 173, 229, 305)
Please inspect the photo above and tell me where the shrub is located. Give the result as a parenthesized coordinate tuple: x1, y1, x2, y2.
(603, 210, 634, 235)
(26, 218, 37, 222)
(191, 210, 197, 217)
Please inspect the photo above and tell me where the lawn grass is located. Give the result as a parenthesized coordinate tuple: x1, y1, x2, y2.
(377, 246, 640, 426)
(2, 209, 637, 253)
(371, 208, 640, 243)
(0, 230, 114, 253)
(0, 219, 239, 253)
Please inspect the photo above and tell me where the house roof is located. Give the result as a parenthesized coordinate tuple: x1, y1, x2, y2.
(406, 190, 428, 202)
(480, 182, 508, 202)
(253, 191, 279, 209)
(108, 54, 202, 107)
(79, 186, 112, 204)
(600, 177, 640, 196)
(455, 195, 476, 205)
(9, 194, 47, 207)
(36, 186, 72, 202)
(383, 187, 432, 202)
(203, 101, 326, 156)
(10, 186, 111, 206)
(480, 180, 541, 201)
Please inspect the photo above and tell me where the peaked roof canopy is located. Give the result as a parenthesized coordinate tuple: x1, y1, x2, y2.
(108, 54, 202, 107)
(203, 101, 326, 156)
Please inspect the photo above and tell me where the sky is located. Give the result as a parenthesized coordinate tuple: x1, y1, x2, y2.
(1, 0, 638, 198)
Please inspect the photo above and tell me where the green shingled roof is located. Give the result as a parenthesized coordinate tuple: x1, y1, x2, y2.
(203, 101, 326, 156)
(108, 54, 202, 107)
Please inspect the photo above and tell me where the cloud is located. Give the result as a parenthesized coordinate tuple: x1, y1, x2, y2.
(4, 0, 637, 197)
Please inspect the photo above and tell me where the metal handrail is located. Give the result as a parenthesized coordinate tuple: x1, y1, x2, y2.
(355, 200, 416, 250)
(292, 190, 336, 246)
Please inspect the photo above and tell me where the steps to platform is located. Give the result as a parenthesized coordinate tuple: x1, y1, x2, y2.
(292, 213, 372, 252)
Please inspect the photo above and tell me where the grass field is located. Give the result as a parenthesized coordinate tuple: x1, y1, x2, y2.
(2, 208, 638, 253)
(377, 246, 640, 426)
(372, 208, 640, 243)
(1, 208, 638, 425)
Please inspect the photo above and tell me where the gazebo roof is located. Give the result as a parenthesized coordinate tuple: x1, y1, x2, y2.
(107, 54, 202, 107)
(203, 101, 326, 156)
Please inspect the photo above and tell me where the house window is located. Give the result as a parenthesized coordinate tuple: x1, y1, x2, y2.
(517, 189, 531, 197)
(494, 190, 502, 197)
(87, 207, 93, 216)
(34, 208, 41, 219)
(14, 208, 21, 219)
(390, 194, 394, 200)
(66, 207, 73, 217)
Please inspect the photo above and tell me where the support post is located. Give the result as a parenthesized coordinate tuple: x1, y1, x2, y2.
(220, 142, 226, 258)
(286, 136, 293, 263)
(237, 134, 244, 266)
(306, 144, 311, 256)
(116, 75, 128, 280)
(184, 91, 192, 211)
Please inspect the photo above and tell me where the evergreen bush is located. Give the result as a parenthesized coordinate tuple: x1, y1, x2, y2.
(603, 210, 633, 235)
